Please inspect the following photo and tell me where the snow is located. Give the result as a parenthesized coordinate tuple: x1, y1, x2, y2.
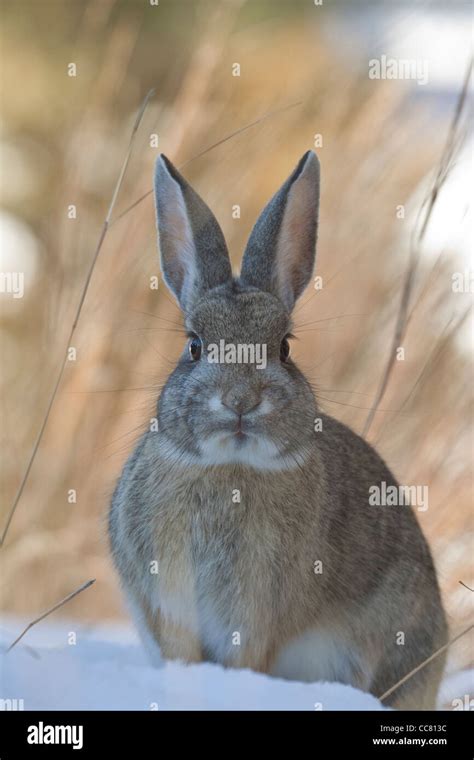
(438, 668, 474, 711)
(0, 618, 386, 711)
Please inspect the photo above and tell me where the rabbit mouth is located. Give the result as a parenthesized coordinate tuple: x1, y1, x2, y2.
(219, 427, 251, 443)
(213, 415, 255, 441)
(225, 417, 258, 443)
(235, 416, 247, 441)
(214, 425, 257, 447)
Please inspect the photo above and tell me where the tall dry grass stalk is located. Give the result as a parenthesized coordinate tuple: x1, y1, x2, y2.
(362, 61, 472, 438)
(0, 88, 155, 547)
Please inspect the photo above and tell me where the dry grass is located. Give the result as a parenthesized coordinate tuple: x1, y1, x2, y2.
(0, 2, 472, 679)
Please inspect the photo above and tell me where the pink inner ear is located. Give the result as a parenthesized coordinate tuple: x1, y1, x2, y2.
(275, 173, 315, 307)
(159, 175, 197, 304)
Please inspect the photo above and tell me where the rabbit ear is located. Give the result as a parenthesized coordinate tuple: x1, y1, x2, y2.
(240, 151, 320, 312)
(154, 155, 232, 311)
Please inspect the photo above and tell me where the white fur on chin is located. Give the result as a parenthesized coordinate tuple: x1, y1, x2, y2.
(158, 433, 308, 472)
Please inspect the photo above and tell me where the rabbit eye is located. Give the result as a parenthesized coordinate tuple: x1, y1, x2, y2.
(280, 337, 290, 362)
(189, 336, 202, 361)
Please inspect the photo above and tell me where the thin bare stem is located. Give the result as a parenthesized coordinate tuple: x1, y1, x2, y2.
(362, 62, 472, 439)
(379, 624, 473, 703)
(111, 100, 302, 226)
(0, 90, 155, 548)
(459, 581, 473, 592)
(374, 307, 471, 445)
(6, 579, 96, 653)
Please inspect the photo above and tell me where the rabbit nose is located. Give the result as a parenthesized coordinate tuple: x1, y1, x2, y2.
(221, 392, 261, 416)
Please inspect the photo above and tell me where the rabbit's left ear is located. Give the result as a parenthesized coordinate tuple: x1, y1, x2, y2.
(240, 151, 320, 312)
(153, 155, 232, 312)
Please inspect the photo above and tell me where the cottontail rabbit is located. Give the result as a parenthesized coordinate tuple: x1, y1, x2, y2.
(109, 151, 447, 709)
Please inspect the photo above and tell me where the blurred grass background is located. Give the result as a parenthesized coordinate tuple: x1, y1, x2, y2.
(0, 0, 472, 683)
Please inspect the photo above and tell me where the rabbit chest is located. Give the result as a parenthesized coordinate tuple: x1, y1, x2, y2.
(148, 467, 315, 665)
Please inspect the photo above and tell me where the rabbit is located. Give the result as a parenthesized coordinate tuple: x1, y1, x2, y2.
(109, 151, 447, 709)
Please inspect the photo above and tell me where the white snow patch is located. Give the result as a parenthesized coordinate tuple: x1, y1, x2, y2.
(0, 618, 386, 711)
(437, 668, 474, 710)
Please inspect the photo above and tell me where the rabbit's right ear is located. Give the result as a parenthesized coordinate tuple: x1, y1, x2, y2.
(153, 155, 232, 312)
(240, 151, 320, 312)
